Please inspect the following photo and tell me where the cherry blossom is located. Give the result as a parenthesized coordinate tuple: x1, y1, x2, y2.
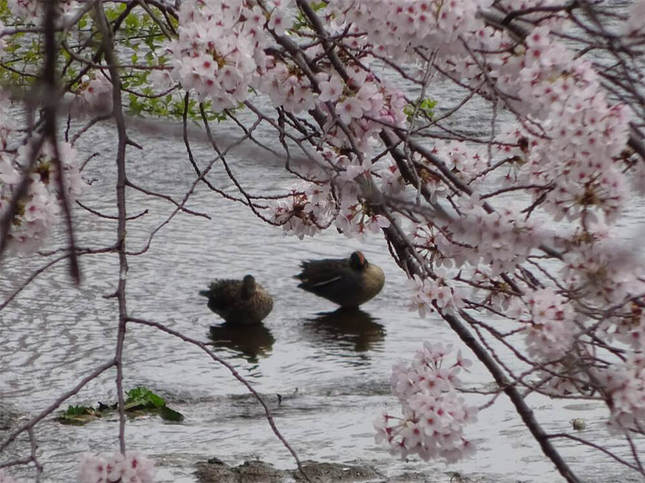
(521, 288, 577, 362)
(1, 139, 83, 254)
(6, 0, 81, 23)
(168, 0, 270, 110)
(317, 74, 344, 103)
(596, 354, 645, 432)
(267, 3, 295, 36)
(6, 0, 39, 20)
(78, 452, 155, 483)
(375, 342, 477, 461)
(330, 0, 493, 59)
(76, 73, 113, 115)
(78, 454, 108, 483)
(408, 274, 463, 318)
(259, 60, 317, 114)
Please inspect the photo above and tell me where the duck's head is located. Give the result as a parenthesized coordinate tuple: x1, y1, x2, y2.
(241, 274, 256, 298)
(349, 251, 368, 271)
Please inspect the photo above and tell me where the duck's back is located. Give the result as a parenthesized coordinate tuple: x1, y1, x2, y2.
(203, 279, 273, 325)
(296, 257, 349, 288)
(296, 257, 384, 307)
(205, 279, 244, 315)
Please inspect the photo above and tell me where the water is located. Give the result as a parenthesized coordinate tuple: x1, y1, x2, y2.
(1, 115, 643, 483)
(2, 38, 645, 481)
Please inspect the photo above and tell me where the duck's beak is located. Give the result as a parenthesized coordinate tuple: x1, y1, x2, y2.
(199, 290, 210, 297)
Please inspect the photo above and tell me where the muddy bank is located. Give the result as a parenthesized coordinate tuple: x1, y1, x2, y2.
(194, 457, 480, 482)
(195, 458, 380, 482)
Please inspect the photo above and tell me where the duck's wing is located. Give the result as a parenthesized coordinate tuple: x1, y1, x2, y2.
(295, 258, 349, 289)
(201, 279, 243, 307)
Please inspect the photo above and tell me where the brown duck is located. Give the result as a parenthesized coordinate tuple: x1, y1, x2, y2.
(199, 274, 273, 325)
(295, 251, 385, 308)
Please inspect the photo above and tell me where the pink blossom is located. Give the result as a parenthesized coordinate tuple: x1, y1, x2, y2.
(522, 288, 577, 362)
(78, 454, 108, 483)
(79, 452, 155, 483)
(376, 343, 477, 462)
(318, 75, 344, 103)
(337, 96, 365, 124)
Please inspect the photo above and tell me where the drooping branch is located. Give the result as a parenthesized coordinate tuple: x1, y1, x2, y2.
(93, 1, 130, 454)
(127, 316, 311, 483)
(0, 359, 116, 454)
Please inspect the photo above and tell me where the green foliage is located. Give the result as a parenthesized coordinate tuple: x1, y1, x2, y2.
(104, 3, 128, 22)
(58, 387, 184, 426)
(310, 1, 327, 11)
(58, 405, 101, 425)
(125, 386, 166, 409)
(63, 405, 96, 416)
(0, 0, 9, 22)
(404, 97, 438, 121)
(0, 1, 231, 123)
(158, 406, 184, 422)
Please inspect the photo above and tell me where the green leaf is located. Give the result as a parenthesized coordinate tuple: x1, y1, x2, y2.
(404, 97, 437, 121)
(126, 386, 166, 408)
(58, 405, 100, 425)
(159, 406, 185, 422)
(58, 387, 184, 426)
(125, 13, 139, 29)
(63, 405, 94, 416)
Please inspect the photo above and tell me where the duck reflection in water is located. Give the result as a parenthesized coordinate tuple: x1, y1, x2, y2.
(207, 323, 275, 363)
(303, 308, 385, 353)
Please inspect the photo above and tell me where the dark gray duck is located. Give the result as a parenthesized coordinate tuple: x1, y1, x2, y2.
(199, 274, 273, 325)
(295, 251, 385, 308)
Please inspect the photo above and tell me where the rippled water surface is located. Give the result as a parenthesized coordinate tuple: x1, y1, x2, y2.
(2, 81, 645, 482)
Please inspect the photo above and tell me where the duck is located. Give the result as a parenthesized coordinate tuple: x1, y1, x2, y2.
(199, 274, 273, 325)
(294, 251, 385, 308)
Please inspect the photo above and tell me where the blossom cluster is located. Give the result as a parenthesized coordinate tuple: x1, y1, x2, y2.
(329, 0, 494, 59)
(270, 186, 334, 239)
(595, 353, 645, 432)
(375, 342, 477, 462)
(168, 0, 299, 112)
(5, 0, 81, 24)
(412, 198, 542, 283)
(268, 151, 398, 239)
(0, 138, 83, 254)
(316, 69, 408, 151)
(408, 273, 463, 317)
(520, 288, 577, 362)
(168, 0, 263, 110)
(492, 28, 630, 224)
(78, 452, 155, 483)
(75, 73, 114, 115)
(259, 59, 317, 114)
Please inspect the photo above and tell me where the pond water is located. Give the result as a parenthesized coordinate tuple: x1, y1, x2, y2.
(2, 41, 645, 482)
